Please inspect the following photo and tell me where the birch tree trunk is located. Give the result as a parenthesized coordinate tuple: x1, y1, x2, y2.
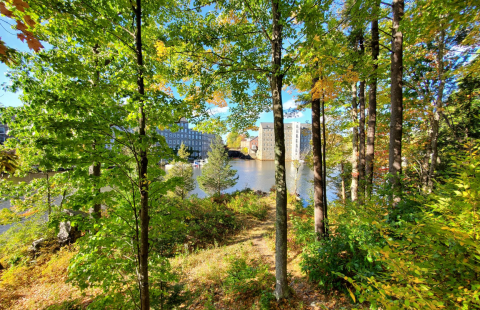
(358, 37, 366, 204)
(351, 82, 359, 202)
(271, 0, 289, 299)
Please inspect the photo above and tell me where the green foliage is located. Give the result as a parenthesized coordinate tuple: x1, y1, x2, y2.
(223, 256, 274, 300)
(0, 214, 54, 265)
(0, 148, 18, 174)
(165, 143, 195, 199)
(226, 191, 269, 220)
(197, 136, 238, 196)
(299, 201, 384, 295)
(299, 143, 480, 308)
(183, 196, 238, 247)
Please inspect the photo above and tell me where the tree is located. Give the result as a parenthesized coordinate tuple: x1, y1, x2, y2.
(389, 0, 405, 199)
(166, 143, 195, 199)
(0, 0, 43, 64)
(365, 0, 380, 199)
(197, 136, 238, 196)
(292, 159, 301, 196)
(3, 0, 191, 308)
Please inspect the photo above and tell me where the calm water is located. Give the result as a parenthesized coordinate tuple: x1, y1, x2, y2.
(1, 160, 336, 234)
(187, 159, 337, 202)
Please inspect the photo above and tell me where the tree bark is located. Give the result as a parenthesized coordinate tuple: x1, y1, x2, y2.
(312, 77, 325, 238)
(427, 29, 445, 193)
(321, 95, 328, 233)
(351, 82, 359, 202)
(90, 45, 102, 218)
(341, 162, 346, 205)
(134, 1, 150, 309)
(358, 37, 366, 204)
(46, 172, 51, 216)
(89, 161, 101, 217)
(389, 0, 404, 199)
(366, 8, 379, 199)
(271, 0, 289, 300)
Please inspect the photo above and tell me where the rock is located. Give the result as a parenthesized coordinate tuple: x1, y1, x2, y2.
(57, 221, 82, 246)
(57, 209, 87, 246)
(28, 238, 45, 253)
(63, 209, 88, 218)
(255, 190, 268, 197)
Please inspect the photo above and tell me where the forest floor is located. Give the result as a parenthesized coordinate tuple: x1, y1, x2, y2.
(0, 194, 354, 310)
(171, 195, 353, 309)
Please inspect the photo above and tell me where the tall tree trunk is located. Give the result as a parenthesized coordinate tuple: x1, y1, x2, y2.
(358, 37, 366, 204)
(389, 0, 404, 200)
(341, 162, 346, 204)
(427, 29, 445, 193)
(351, 82, 359, 202)
(134, 1, 150, 309)
(271, 0, 288, 300)
(89, 161, 101, 217)
(312, 76, 325, 238)
(90, 45, 102, 218)
(366, 9, 379, 199)
(321, 95, 328, 233)
(46, 172, 51, 216)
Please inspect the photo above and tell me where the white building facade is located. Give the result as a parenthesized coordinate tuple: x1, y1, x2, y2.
(156, 118, 216, 159)
(257, 122, 311, 161)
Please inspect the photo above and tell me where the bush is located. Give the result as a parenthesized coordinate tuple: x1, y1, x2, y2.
(223, 256, 274, 299)
(184, 196, 238, 247)
(226, 191, 269, 220)
(0, 214, 53, 266)
(299, 202, 384, 295)
(300, 143, 480, 309)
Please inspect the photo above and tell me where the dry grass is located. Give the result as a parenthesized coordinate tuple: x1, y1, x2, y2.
(0, 246, 100, 310)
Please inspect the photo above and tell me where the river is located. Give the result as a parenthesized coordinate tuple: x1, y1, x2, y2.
(188, 159, 337, 203)
(1, 160, 337, 234)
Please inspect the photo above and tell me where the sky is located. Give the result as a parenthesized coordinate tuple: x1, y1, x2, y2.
(0, 16, 313, 137)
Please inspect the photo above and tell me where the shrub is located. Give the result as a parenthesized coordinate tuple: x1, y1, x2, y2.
(299, 202, 384, 294)
(226, 191, 269, 220)
(223, 256, 274, 299)
(0, 214, 53, 266)
(184, 196, 238, 246)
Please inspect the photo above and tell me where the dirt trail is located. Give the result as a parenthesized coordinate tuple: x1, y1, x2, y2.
(246, 200, 347, 310)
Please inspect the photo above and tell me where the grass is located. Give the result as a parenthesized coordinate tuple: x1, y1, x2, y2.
(0, 246, 100, 310)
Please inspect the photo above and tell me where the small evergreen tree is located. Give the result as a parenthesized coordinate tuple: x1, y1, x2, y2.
(166, 143, 195, 199)
(197, 136, 238, 195)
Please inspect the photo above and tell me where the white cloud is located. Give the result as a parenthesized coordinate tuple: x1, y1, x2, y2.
(283, 98, 297, 109)
(208, 106, 229, 116)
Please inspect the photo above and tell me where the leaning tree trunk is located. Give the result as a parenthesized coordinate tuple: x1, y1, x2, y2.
(312, 76, 325, 238)
(271, 0, 289, 300)
(389, 0, 404, 200)
(427, 29, 445, 193)
(134, 1, 150, 309)
(351, 82, 359, 202)
(366, 8, 379, 199)
(358, 36, 366, 204)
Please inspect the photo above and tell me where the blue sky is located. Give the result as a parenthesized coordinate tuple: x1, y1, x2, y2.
(1, 16, 312, 136)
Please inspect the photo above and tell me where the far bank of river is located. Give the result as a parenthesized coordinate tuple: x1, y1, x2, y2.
(1, 160, 337, 234)
(187, 159, 337, 203)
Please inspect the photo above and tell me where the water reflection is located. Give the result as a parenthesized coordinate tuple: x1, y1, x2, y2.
(188, 159, 337, 203)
